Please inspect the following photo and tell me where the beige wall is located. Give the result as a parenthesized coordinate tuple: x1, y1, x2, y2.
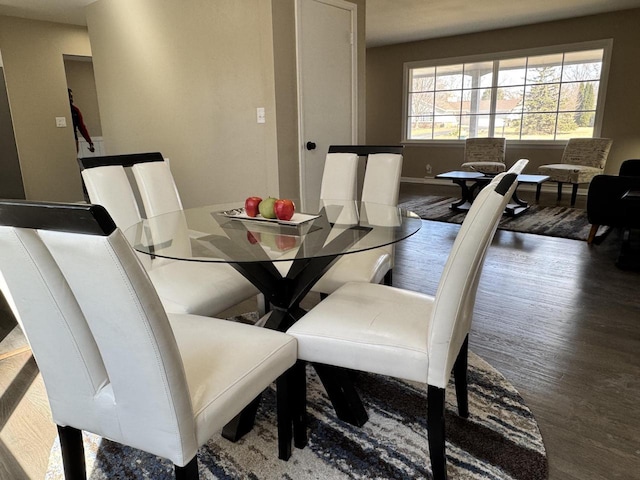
(86, 0, 280, 208)
(0, 1, 366, 206)
(64, 57, 102, 137)
(367, 8, 640, 179)
(0, 16, 91, 201)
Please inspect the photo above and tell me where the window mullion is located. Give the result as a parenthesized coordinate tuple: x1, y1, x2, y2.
(489, 60, 499, 136)
(553, 53, 564, 140)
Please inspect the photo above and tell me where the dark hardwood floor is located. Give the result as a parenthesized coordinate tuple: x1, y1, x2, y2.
(1, 184, 638, 479)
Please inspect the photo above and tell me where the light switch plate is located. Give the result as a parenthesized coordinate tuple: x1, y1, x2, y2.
(256, 107, 265, 124)
(56, 117, 67, 128)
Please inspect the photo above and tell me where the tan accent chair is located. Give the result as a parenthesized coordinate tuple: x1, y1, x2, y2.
(460, 137, 506, 175)
(538, 138, 613, 206)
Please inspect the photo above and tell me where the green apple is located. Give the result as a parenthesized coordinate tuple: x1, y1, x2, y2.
(258, 197, 277, 219)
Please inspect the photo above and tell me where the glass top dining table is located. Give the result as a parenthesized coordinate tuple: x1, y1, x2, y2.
(124, 200, 421, 332)
(124, 199, 421, 436)
(124, 200, 421, 264)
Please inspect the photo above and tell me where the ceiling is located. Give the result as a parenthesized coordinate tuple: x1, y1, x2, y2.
(1, 0, 640, 47)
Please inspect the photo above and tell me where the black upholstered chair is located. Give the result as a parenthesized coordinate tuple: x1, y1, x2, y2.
(586, 159, 640, 244)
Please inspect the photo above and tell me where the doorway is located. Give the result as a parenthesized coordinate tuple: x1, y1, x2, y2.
(296, 0, 357, 211)
(0, 50, 25, 200)
(64, 55, 103, 158)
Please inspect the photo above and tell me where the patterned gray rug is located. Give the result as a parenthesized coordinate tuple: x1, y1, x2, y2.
(46, 334, 548, 479)
(400, 196, 590, 241)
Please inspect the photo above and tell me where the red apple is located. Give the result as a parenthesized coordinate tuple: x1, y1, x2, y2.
(274, 199, 295, 221)
(244, 196, 262, 217)
(246, 231, 261, 244)
(275, 234, 297, 251)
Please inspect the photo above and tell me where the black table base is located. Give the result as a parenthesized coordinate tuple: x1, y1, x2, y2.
(447, 176, 538, 217)
(220, 214, 374, 441)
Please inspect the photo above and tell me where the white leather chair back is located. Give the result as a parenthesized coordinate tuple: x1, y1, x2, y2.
(81, 164, 152, 269)
(0, 227, 109, 433)
(361, 153, 403, 206)
(320, 153, 359, 202)
(0, 203, 196, 463)
(82, 165, 142, 230)
(132, 160, 184, 218)
(427, 171, 519, 388)
(508, 158, 529, 175)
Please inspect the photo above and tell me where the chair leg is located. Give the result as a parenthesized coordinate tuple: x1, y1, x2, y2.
(277, 360, 309, 459)
(292, 361, 308, 448)
(588, 224, 599, 245)
(57, 425, 86, 480)
(256, 293, 269, 316)
(313, 363, 369, 427)
(174, 456, 198, 480)
(276, 372, 293, 460)
(453, 336, 469, 418)
(535, 183, 542, 203)
(556, 182, 563, 201)
(571, 184, 579, 207)
(427, 386, 447, 480)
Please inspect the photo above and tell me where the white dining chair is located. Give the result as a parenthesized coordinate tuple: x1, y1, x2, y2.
(131, 157, 184, 217)
(312, 151, 403, 296)
(287, 169, 522, 480)
(79, 154, 262, 317)
(271, 151, 360, 279)
(319, 152, 359, 203)
(0, 200, 301, 480)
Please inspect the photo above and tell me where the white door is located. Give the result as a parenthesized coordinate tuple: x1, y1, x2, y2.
(296, 0, 357, 212)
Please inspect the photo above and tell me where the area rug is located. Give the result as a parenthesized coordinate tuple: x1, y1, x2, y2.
(45, 316, 548, 480)
(400, 195, 590, 241)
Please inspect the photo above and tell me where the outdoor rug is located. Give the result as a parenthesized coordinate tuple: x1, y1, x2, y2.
(400, 195, 591, 241)
(46, 314, 548, 480)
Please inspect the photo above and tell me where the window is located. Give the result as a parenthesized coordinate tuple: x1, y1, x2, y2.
(403, 41, 612, 142)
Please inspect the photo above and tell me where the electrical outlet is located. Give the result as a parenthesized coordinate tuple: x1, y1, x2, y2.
(426, 164, 432, 175)
(256, 107, 265, 124)
(55, 117, 67, 128)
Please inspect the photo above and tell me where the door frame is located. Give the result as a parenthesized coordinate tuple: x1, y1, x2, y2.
(295, 0, 358, 211)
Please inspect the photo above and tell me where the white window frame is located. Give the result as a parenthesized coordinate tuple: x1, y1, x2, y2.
(402, 39, 613, 146)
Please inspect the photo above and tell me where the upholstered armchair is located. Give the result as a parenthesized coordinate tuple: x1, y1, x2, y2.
(0, 200, 301, 480)
(460, 137, 506, 175)
(587, 159, 640, 244)
(539, 137, 613, 206)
